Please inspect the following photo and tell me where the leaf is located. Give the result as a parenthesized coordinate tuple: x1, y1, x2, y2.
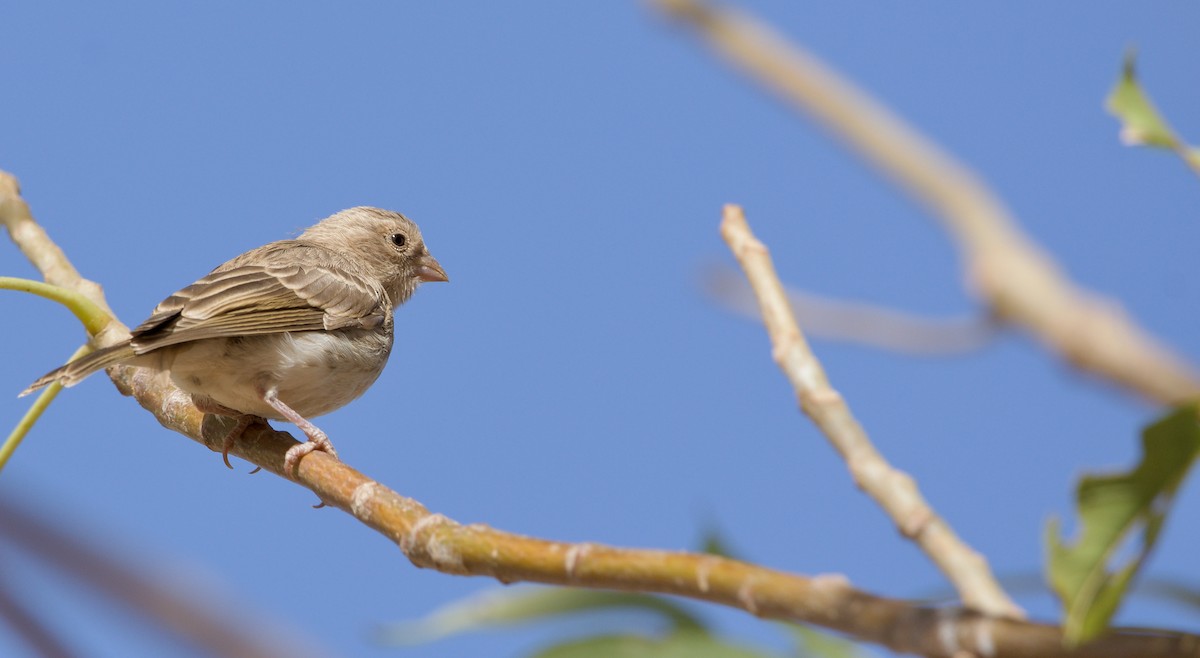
(375, 586, 707, 646)
(781, 624, 867, 658)
(1046, 404, 1200, 645)
(1185, 147, 1200, 173)
(698, 524, 738, 559)
(530, 631, 778, 658)
(1105, 51, 1180, 149)
(378, 529, 870, 656)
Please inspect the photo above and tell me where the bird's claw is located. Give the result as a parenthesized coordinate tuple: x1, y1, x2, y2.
(282, 433, 340, 476)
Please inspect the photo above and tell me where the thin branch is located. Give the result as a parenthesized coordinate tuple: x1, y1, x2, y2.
(0, 278, 112, 336)
(8, 175, 1200, 656)
(0, 175, 127, 348)
(720, 204, 1022, 619)
(657, 0, 1200, 405)
(0, 345, 88, 472)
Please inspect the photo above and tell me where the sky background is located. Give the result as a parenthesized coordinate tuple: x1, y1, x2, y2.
(2, 2, 1200, 657)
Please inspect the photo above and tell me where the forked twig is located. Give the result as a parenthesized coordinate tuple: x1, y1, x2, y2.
(720, 204, 1022, 618)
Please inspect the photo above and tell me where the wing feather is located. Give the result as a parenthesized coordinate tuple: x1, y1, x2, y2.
(129, 241, 388, 353)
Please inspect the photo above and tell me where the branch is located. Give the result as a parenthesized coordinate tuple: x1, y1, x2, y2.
(720, 204, 1021, 619)
(656, 0, 1200, 405)
(704, 265, 999, 355)
(0, 566, 78, 658)
(7, 174, 1200, 656)
(0, 176, 127, 348)
(0, 498, 334, 658)
(0, 345, 88, 471)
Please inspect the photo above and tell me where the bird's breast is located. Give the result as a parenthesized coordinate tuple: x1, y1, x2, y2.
(166, 328, 394, 420)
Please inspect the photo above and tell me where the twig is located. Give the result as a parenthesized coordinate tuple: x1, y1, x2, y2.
(0, 175, 127, 348)
(720, 204, 1022, 619)
(0, 278, 112, 335)
(656, 0, 1200, 404)
(9, 173, 1200, 656)
(0, 345, 88, 472)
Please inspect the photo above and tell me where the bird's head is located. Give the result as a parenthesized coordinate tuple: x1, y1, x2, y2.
(301, 206, 448, 306)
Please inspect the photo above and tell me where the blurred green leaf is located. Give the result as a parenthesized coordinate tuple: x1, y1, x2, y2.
(376, 586, 707, 646)
(1106, 51, 1178, 148)
(1046, 404, 1200, 645)
(530, 631, 777, 658)
(699, 525, 737, 559)
(380, 529, 871, 657)
(782, 624, 867, 658)
(1185, 147, 1200, 172)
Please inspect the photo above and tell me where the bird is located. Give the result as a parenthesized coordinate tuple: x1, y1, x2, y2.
(22, 207, 448, 473)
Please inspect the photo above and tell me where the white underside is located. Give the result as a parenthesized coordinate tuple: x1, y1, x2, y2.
(151, 330, 393, 420)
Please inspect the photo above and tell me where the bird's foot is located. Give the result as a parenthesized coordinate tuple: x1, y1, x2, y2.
(259, 388, 340, 476)
(193, 395, 263, 469)
(220, 415, 262, 469)
(282, 429, 340, 475)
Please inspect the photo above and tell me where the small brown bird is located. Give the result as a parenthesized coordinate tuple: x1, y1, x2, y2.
(23, 207, 448, 472)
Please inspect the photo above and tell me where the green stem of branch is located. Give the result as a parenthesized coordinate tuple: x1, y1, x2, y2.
(0, 277, 112, 336)
(0, 344, 89, 473)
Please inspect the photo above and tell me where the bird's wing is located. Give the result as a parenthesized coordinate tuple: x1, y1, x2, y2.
(129, 241, 388, 353)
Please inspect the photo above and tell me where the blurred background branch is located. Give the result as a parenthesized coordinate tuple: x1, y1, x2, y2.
(704, 265, 999, 355)
(3, 1, 1199, 655)
(0, 497, 332, 658)
(658, 0, 1200, 405)
(8, 169, 1199, 654)
(0, 571, 77, 658)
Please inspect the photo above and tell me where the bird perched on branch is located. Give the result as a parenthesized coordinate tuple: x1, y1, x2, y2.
(23, 207, 448, 473)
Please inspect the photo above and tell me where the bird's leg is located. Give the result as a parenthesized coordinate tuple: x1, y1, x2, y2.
(260, 388, 340, 474)
(192, 395, 263, 469)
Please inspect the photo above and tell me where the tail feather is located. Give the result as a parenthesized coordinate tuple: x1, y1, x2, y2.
(20, 342, 137, 397)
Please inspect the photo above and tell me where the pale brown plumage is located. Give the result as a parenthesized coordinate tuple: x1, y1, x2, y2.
(23, 207, 448, 472)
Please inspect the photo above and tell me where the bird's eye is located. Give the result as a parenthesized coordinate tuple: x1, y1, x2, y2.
(389, 233, 408, 249)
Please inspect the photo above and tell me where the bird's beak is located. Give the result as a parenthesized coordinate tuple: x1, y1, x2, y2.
(416, 255, 449, 283)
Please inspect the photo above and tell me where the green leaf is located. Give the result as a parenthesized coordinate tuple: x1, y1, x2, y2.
(376, 586, 707, 646)
(1184, 147, 1200, 172)
(698, 524, 737, 559)
(1105, 51, 1180, 150)
(1046, 404, 1200, 645)
(530, 631, 778, 658)
(781, 624, 867, 658)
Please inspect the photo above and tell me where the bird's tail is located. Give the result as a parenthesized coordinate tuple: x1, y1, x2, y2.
(20, 342, 137, 397)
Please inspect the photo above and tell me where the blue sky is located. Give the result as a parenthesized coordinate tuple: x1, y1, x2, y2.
(2, 2, 1199, 656)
